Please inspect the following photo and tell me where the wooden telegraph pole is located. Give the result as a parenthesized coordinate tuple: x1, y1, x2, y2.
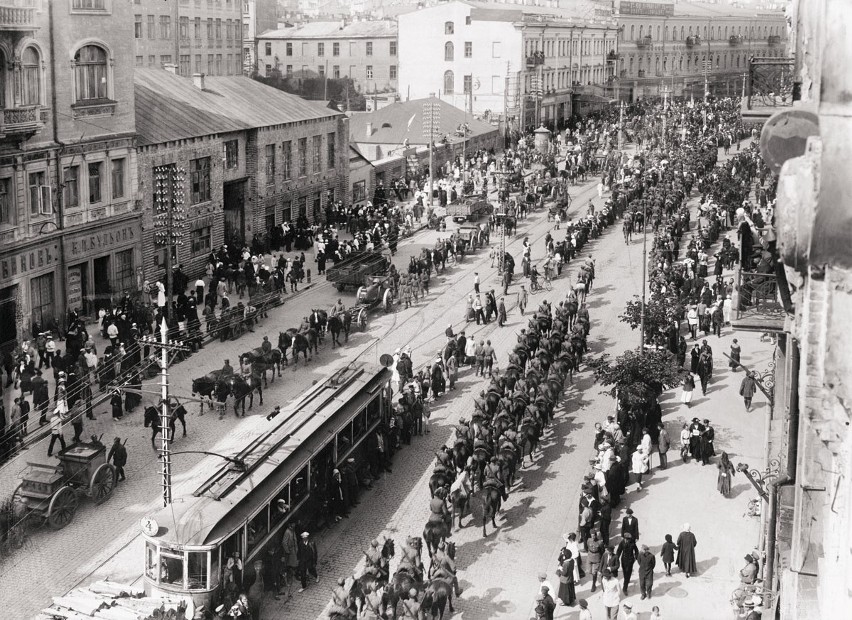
(423, 99, 441, 209)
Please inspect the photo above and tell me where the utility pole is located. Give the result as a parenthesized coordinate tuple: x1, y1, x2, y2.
(141, 320, 191, 507)
(640, 199, 648, 353)
(423, 98, 440, 209)
(617, 100, 624, 153)
(153, 164, 186, 324)
(704, 25, 711, 101)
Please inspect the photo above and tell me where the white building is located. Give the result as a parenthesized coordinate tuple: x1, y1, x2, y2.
(398, 0, 618, 131)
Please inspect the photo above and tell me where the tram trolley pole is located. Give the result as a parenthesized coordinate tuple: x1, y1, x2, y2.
(141, 319, 192, 507)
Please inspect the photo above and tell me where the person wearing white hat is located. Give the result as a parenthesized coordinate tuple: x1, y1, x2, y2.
(297, 530, 318, 592)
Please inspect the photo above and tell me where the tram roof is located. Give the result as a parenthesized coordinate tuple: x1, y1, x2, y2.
(145, 362, 390, 547)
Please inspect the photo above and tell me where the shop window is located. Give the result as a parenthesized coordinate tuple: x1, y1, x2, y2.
(313, 195, 321, 221)
(114, 249, 134, 294)
(31, 274, 55, 328)
(0, 178, 12, 225)
(247, 506, 269, 555)
(224, 140, 238, 169)
(191, 226, 212, 255)
(111, 158, 125, 200)
(190, 156, 211, 203)
(64, 166, 79, 209)
(209, 548, 220, 589)
(187, 551, 208, 590)
(88, 161, 102, 204)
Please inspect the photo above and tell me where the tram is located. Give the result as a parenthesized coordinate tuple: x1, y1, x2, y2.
(141, 361, 393, 608)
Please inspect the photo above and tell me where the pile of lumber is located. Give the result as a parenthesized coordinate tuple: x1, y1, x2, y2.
(34, 581, 191, 620)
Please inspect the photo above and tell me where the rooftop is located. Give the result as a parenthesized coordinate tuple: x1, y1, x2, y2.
(257, 19, 397, 40)
(134, 70, 341, 145)
(348, 96, 498, 147)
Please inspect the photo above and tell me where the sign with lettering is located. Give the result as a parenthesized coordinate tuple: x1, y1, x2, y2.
(67, 267, 83, 312)
(0, 244, 59, 286)
(620, 1, 675, 17)
(66, 223, 139, 260)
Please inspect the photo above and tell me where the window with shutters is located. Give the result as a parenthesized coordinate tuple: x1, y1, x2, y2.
(111, 159, 125, 200)
(0, 178, 12, 226)
(190, 157, 211, 203)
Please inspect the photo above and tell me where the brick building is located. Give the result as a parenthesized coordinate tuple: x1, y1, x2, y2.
(0, 0, 139, 348)
(131, 0, 243, 77)
(255, 20, 398, 94)
(134, 69, 348, 283)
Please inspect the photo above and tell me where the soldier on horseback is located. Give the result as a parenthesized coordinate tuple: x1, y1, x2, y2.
(398, 537, 424, 582)
(298, 316, 310, 334)
(428, 487, 453, 536)
(431, 542, 463, 597)
(330, 298, 346, 316)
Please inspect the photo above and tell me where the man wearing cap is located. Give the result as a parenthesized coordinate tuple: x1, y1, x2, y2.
(296, 531, 318, 592)
(108, 437, 128, 482)
(621, 508, 640, 541)
(616, 532, 639, 594)
(637, 543, 656, 599)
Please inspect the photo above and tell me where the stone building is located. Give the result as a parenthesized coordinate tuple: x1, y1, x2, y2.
(131, 0, 243, 77)
(256, 20, 398, 94)
(242, 0, 279, 75)
(614, 0, 787, 101)
(0, 0, 139, 348)
(134, 69, 348, 283)
(398, 0, 618, 131)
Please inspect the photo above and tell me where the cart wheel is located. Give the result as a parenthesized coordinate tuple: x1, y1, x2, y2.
(47, 486, 78, 530)
(356, 286, 366, 303)
(90, 463, 117, 505)
(383, 290, 393, 313)
(357, 309, 367, 331)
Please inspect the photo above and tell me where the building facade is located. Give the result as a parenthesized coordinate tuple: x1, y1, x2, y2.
(242, 0, 278, 75)
(398, 1, 618, 131)
(255, 20, 398, 94)
(131, 0, 243, 77)
(614, 1, 787, 101)
(0, 0, 140, 349)
(134, 70, 348, 283)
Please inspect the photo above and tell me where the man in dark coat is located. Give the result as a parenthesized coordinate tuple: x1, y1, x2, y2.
(107, 437, 127, 481)
(616, 532, 639, 594)
(676, 524, 698, 577)
(297, 531, 319, 591)
(637, 544, 656, 599)
(621, 507, 640, 541)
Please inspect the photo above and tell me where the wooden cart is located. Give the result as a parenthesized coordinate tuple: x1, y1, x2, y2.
(14, 441, 117, 530)
(326, 252, 388, 292)
(447, 198, 493, 223)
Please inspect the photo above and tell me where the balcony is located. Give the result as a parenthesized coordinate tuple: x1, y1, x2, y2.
(0, 1, 38, 32)
(768, 35, 782, 47)
(637, 70, 646, 78)
(729, 35, 742, 47)
(731, 268, 789, 333)
(636, 36, 652, 49)
(685, 35, 701, 48)
(525, 51, 544, 68)
(607, 50, 618, 62)
(0, 105, 44, 140)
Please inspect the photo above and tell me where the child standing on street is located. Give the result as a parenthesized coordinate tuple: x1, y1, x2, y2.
(660, 534, 678, 577)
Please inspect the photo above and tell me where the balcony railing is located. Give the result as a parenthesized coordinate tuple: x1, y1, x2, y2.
(0, 105, 44, 138)
(685, 35, 701, 48)
(768, 35, 782, 46)
(729, 35, 742, 46)
(607, 50, 618, 61)
(636, 36, 652, 49)
(0, 1, 38, 31)
(732, 269, 787, 332)
(637, 70, 646, 78)
(526, 51, 545, 68)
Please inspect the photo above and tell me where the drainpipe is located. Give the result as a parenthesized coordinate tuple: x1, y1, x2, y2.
(763, 339, 799, 609)
(48, 0, 68, 331)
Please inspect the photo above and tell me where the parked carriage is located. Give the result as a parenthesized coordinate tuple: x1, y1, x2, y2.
(356, 274, 395, 316)
(14, 441, 117, 530)
(457, 224, 485, 250)
(326, 251, 388, 292)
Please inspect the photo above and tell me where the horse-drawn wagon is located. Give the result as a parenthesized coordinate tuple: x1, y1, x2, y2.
(447, 198, 493, 224)
(457, 224, 485, 251)
(326, 251, 388, 292)
(356, 274, 395, 318)
(13, 441, 116, 530)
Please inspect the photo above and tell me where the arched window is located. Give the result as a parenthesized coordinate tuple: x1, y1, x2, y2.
(656, 25, 660, 40)
(630, 25, 634, 40)
(639, 25, 644, 38)
(21, 46, 41, 106)
(444, 21, 454, 35)
(723, 54, 727, 69)
(679, 57, 683, 71)
(736, 55, 739, 68)
(680, 26, 684, 40)
(717, 26, 721, 39)
(0, 50, 6, 108)
(686, 57, 691, 71)
(703, 25, 707, 39)
(629, 57, 634, 75)
(665, 26, 669, 41)
(663, 57, 668, 72)
(725, 26, 728, 38)
(443, 70, 454, 94)
(444, 41, 454, 61)
(74, 44, 108, 101)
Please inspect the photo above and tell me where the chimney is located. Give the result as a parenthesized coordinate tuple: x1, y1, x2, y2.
(192, 73, 206, 90)
(164, 63, 178, 75)
(366, 122, 373, 137)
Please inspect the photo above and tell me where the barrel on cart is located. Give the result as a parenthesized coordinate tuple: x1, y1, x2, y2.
(447, 198, 493, 223)
(326, 252, 389, 292)
(14, 441, 117, 530)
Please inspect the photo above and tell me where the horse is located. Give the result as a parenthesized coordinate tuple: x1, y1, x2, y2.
(327, 310, 352, 348)
(350, 539, 395, 613)
(385, 562, 424, 620)
(519, 417, 542, 466)
(309, 309, 328, 342)
(143, 405, 162, 451)
(498, 444, 518, 489)
(481, 482, 503, 537)
(423, 518, 451, 558)
(222, 374, 263, 416)
(422, 576, 456, 619)
(429, 467, 455, 497)
(280, 329, 316, 366)
(452, 438, 472, 473)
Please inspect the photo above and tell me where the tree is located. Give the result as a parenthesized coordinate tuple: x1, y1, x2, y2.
(253, 74, 368, 111)
(589, 348, 683, 407)
(620, 295, 683, 345)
